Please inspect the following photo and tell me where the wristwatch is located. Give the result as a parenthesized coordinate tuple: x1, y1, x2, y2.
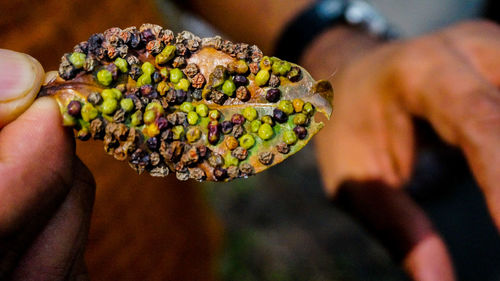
(274, 0, 397, 63)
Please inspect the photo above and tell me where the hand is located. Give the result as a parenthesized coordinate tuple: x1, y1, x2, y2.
(303, 20, 500, 280)
(0, 49, 95, 280)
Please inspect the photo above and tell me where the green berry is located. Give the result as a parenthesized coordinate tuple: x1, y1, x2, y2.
(62, 112, 77, 126)
(250, 120, 262, 133)
(242, 107, 258, 121)
(180, 102, 194, 113)
(101, 88, 122, 100)
(303, 102, 315, 115)
(269, 56, 280, 64)
(141, 62, 155, 75)
(261, 115, 274, 126)
(259, 56, 272, 70)
(172, 125, 185, 140)
(187, 111, 199, 125)
(131, 111, 143, 126)
(143, 110, 156, 124)
(81, 103, 98, 122)
(271, 60, 292, 76)
(222, 80, 236, 96)
(114, 57, 128, 73)
(69, 52, 86, 69)
(113, 88, 122, 100)
(225, 153, 239, 167)
(136, 73, 151, 87)
(77, 127, 90, 140)
(255, 70, 270, 86)
(186, 127, 202, 143)
(239, 134, 255, 149)
(145, 101, 164, 114)
(101, 98, 118, 115)
(258, 123, 273, 140)
(283, 130, 298, 145)
(97, 69, 112, 86)
(277, 100, 294, 115)
(175, 78, 190, 91)
(170, 68, 184, 83)
(120, 98, 134, 112)
(101, 89, 114, 100)
(155, 54, 167, 65)
(156, 45, 176, 64)
(208, 109, 221, 120)
(196, 104, 209, 117)
(293, 113, 308, 125)
(229, 60, 249, 74)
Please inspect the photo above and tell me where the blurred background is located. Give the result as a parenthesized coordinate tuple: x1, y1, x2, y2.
(0, 0, 499, 280)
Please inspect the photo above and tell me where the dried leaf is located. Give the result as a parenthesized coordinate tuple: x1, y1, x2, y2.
(38, 24, 333, 182)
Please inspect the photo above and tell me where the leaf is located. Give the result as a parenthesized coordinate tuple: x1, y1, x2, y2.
(38, 24, 333, 182)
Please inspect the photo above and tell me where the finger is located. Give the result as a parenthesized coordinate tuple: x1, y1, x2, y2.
(0, 49, 45, 128)
(440, 20, 500, 87)
(0, 97, 75, 235)
(395, 36, 500, 230)
(383, 97, 416, 183)
(314, 52, 415, 196)
(10, 158, 95, 281)
(335, 180, 455, 281)
(404, 234, 455, 281)
(427, 63, 500, 229)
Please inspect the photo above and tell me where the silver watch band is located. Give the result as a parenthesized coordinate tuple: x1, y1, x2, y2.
(344, 0, 398, 38)
(275, 0, 398, 62)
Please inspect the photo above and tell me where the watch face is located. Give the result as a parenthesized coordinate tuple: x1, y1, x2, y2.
(345, 0, 397, 37)
(316, 0, 346, 21)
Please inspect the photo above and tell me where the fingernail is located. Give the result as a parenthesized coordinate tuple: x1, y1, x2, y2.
(0, 49, 44, 128)
(0, 49, 43, 102)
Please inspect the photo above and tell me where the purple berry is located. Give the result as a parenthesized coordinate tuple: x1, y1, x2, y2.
(129, 65, 142, 80)
(140, 84, 153, 97)
(140, 154, 150, 166)
(233, 75, 248, 87)
(214, 167, 228, 181)
(266, 88, 281, 102)
(221, 121, 234, 134)
(147, 137, 159, 150)
(231, 114, 245, 125)
(208, 121, 221, 144)
(175, 90, 187, 104)
(157, 117, 169, 131)
(67, 100, 82, 117)
(88, 33, 104, 54)
(130, 149, 145, 165)
(141, 29, 155, 43)
(152, 71, 162, 83)
(128, 33, 141, 49)
(273, 108, 288, 123)
(293, 126, 307, 139)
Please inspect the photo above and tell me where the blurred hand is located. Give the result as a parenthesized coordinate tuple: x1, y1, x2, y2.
(306, 21, 500, 280)
(0, 49, 95, 280)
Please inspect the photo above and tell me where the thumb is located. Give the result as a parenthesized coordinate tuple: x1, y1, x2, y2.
(0, 49, 45, 128)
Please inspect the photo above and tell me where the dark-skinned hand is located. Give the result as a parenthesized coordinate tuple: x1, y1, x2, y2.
(0, 49, 95, 281)
(303, 20, 500, 281)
